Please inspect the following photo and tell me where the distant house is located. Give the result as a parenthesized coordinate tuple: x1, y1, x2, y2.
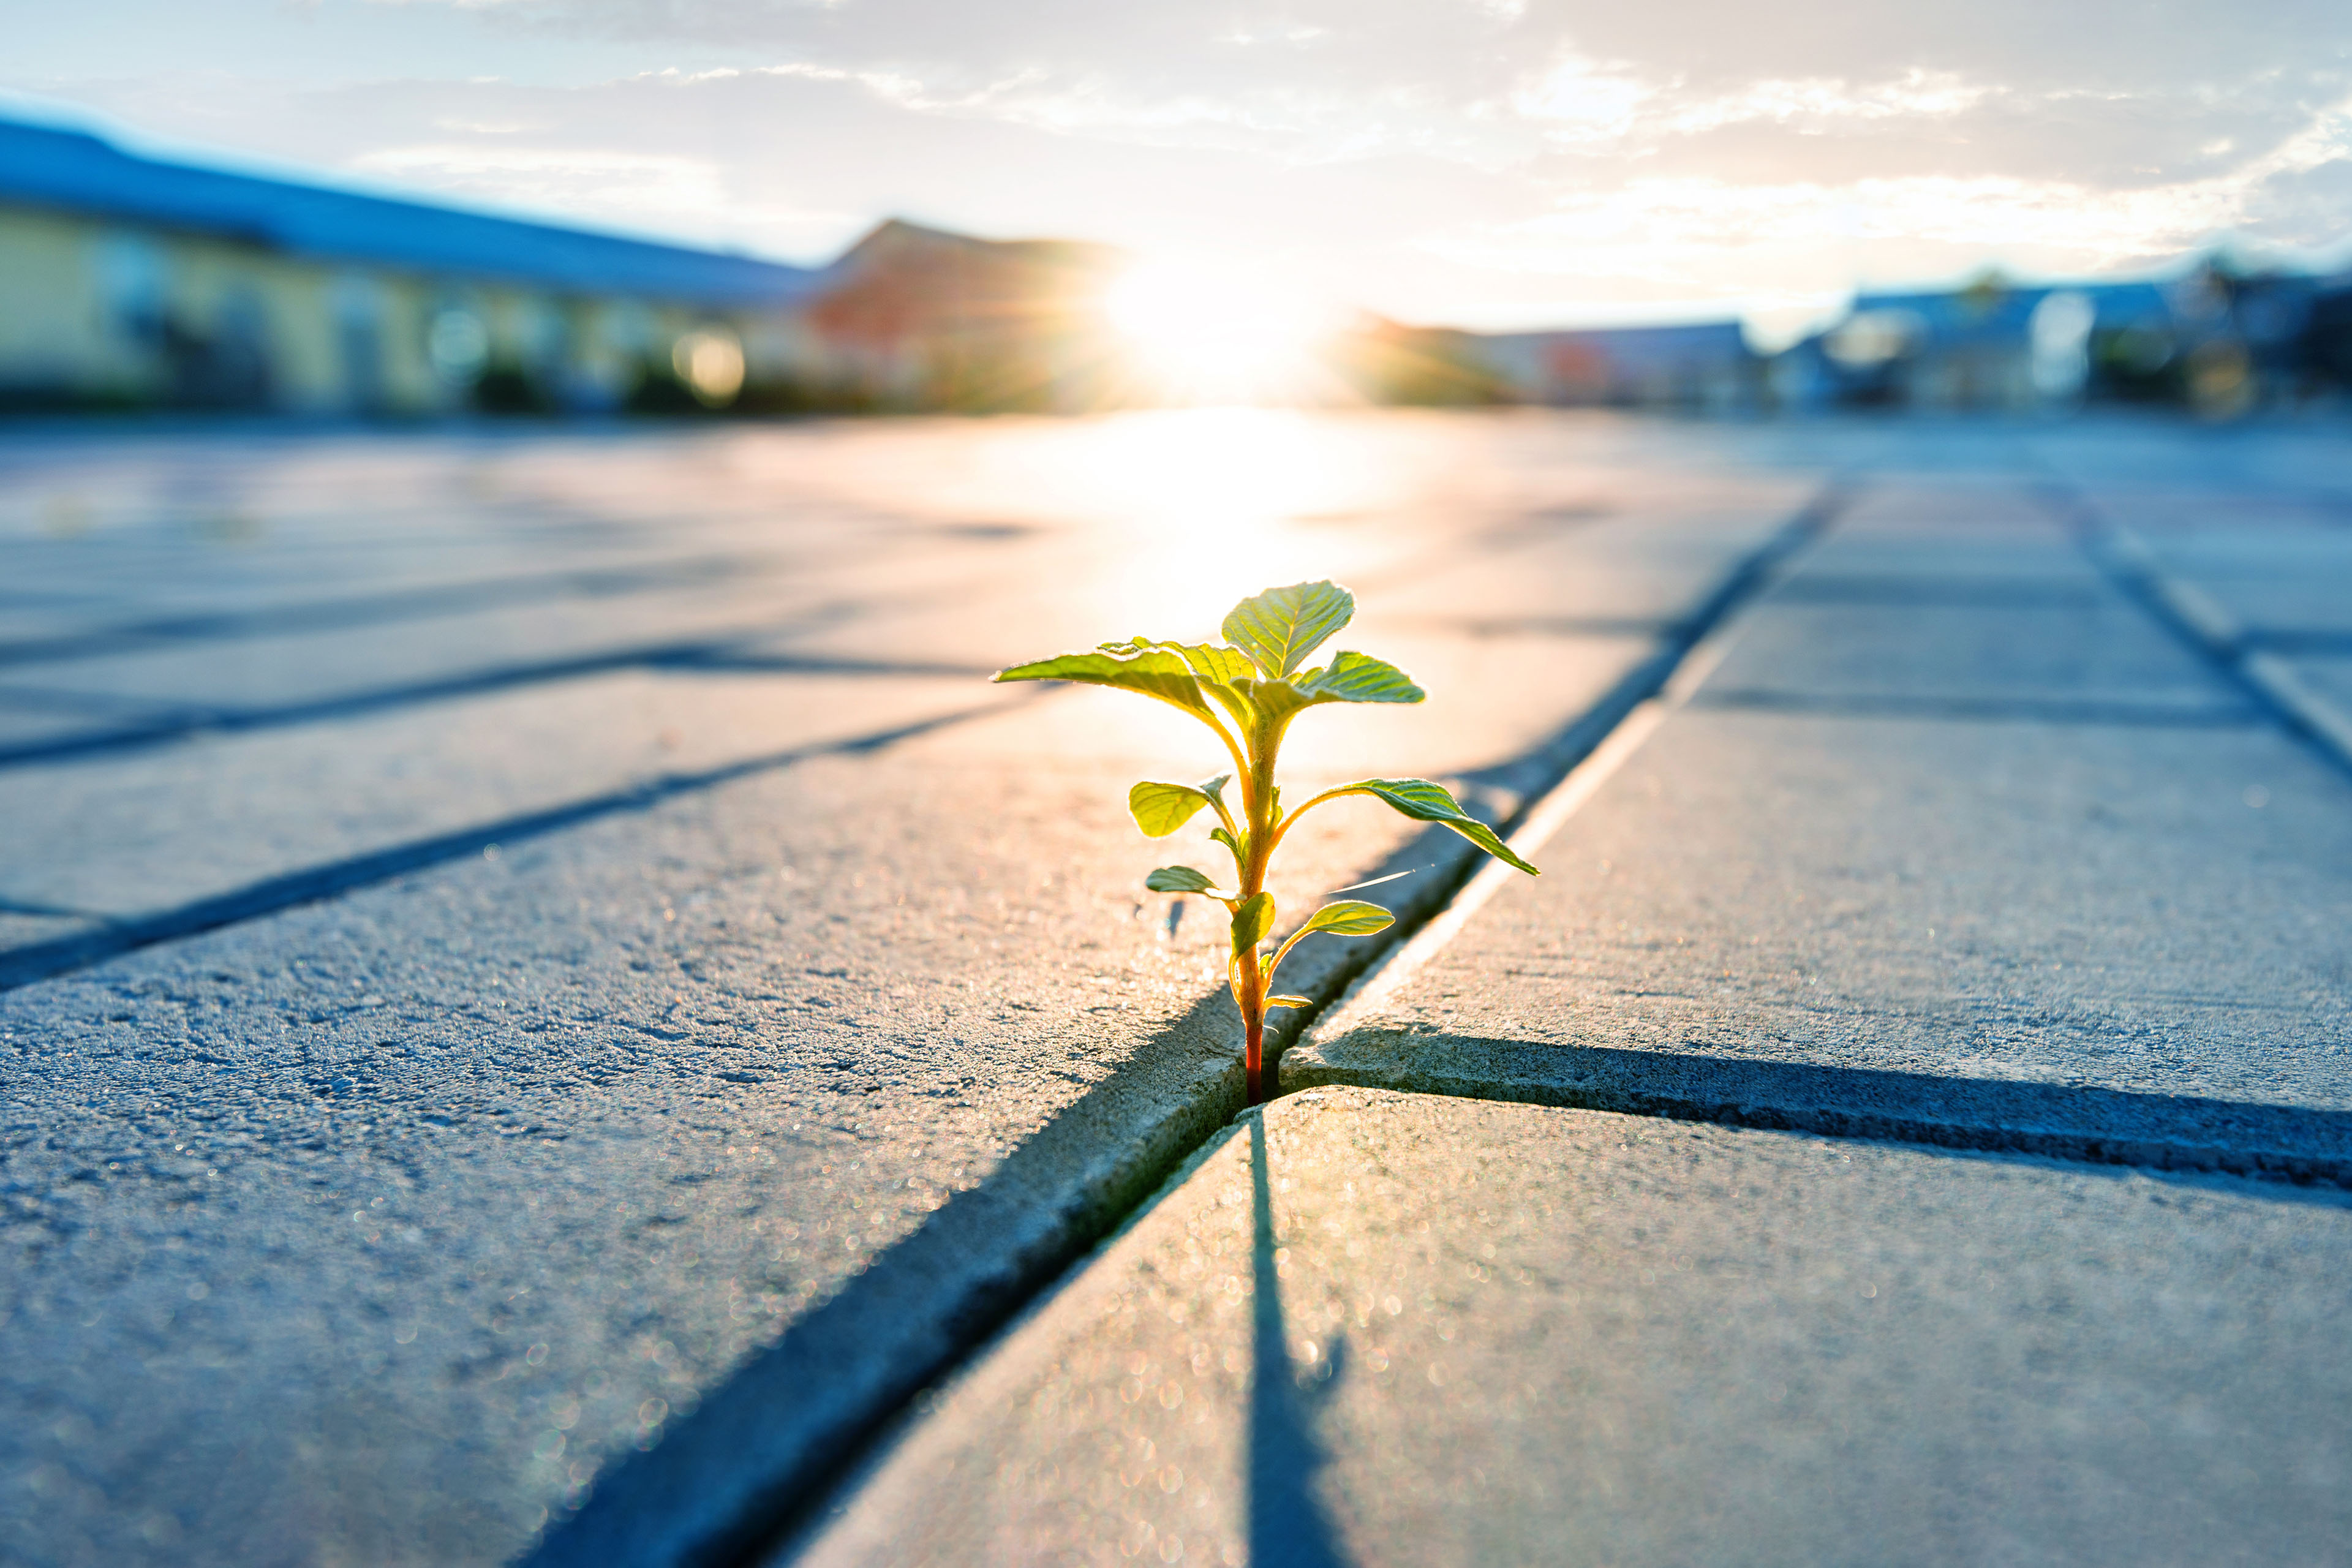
(796, 219, 1131, 412)
(1474, 322, 1758, 411)
(1779, 267, 2339, 416)
(0, 115, 821, 414)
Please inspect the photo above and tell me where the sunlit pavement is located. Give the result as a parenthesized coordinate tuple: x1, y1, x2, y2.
(1, 411, 2348, 1566)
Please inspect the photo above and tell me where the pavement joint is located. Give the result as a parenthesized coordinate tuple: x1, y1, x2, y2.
(0, 643, 1000, 769)
(0, 553, 801, 668)
(0, 693, 1033, 993)
(2051, 483, 2352, 783)
(1686, 688, 2261, 726)
(1283, 1039, 2352, 1188)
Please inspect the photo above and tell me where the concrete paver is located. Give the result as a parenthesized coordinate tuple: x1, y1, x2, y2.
(0, 670, 994, 925)
(1289, 486, 2352, 1176)
(787, 1087, 2352, 1567)
(1289, 707, 2352, 1174)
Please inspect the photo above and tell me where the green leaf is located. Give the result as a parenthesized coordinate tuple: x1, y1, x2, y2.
(1210, 826, 1245, 862)
(1101, 638, 1257, 688)
(1292, 899, 1398, 938)
(1325, 778, 1540, 876)
(1298, 650, 1425, 705)
(1222, 581, 1355, 679)
(1145, 865, 1220, 894)
(1231, 891, 1276, 956)
(1129, 780, 1212, 838)
(1266, 994, 1313, 1009)
(994, 647, 1208, 717)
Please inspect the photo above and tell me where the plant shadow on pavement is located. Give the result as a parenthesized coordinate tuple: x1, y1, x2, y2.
(1248, 1112, 1356, 1568)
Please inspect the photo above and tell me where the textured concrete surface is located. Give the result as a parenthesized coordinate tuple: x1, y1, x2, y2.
(0, 414, 1823, 1567)
(785, 1087, 2352, 1568)
(0, 671, 993, 929)
(1289, 464, 2352, 1177)
(1289, 709, 2352, 1174)
(2045, 434, 2352, 764)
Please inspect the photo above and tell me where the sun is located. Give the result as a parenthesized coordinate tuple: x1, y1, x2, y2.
(1102, 258, 1336, 403)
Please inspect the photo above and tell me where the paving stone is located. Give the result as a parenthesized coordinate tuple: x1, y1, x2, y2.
(1289, 704, 2352, 1175)
(0, 674, 1588, 1566)
(1698, 596, 2246, 717)
(785, 1087, 2352, 1568)
(2127, 532, 2352, 640)
(1366, 507, 1808, 631)
(1779, 530, 2106, 588)
(2275, 656, 2352, 722)
(0, 670, 994, 923)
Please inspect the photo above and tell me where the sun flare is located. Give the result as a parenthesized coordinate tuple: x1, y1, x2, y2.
(1102, 258, 1336, 402)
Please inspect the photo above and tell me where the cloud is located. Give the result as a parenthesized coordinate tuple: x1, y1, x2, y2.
(10, 0, 2352, 326)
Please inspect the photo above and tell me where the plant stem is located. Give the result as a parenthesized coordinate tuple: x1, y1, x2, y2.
(1235, 710, 1288, 1106)
(1244, 1003, 1267, 1106)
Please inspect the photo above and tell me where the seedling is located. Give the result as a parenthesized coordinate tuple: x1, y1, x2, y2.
(996, 579, 1537, 1104)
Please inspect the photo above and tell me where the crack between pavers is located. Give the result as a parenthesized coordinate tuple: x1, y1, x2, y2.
(542, 480, 1853, 1568)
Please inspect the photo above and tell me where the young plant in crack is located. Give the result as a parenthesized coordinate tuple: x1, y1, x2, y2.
(996, 580, 1538, 1104)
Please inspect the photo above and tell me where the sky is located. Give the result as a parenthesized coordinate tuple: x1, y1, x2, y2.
(7, 0, 2352, 339)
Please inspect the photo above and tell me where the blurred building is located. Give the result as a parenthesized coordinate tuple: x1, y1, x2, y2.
(8, 109, 2349, 423)
(0, 115, 820, 415)
(1476, 322, 1759, 411)
(1777, 265, 2351, 417)
(792, 219, 1131, 412)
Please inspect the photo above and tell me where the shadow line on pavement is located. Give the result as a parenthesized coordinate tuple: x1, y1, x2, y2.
(1285, 1038, 2352, 1190)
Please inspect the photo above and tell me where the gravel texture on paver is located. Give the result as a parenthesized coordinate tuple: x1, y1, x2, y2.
(786, 1087, 2352, 1568)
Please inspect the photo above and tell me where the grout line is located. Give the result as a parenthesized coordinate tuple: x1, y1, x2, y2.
(2060, 492, 2352, 781)
(2244, 651, 2352, 763)
(0, 694, 1033, 993)
(0, 553, 798, 668)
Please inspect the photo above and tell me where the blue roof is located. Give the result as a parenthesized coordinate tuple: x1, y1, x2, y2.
(0, 116, 817, 308)
(1850, 280, 2173, 342)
